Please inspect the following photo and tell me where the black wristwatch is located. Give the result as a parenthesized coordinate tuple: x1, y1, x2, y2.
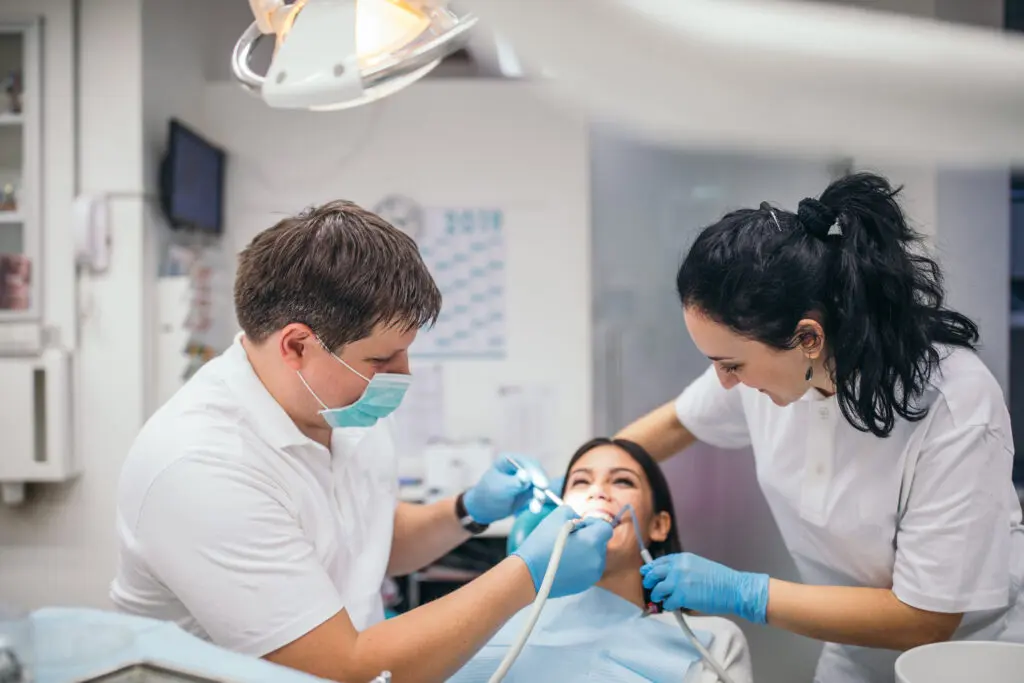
(454, 491, 490, 535)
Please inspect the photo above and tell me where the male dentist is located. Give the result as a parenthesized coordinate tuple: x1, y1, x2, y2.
(111, 200, 612, 683)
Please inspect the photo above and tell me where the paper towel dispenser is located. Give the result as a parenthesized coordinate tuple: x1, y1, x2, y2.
(0, 347, 78, 504)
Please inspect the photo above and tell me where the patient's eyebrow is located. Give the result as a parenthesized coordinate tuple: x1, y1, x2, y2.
(707, 355, 735, 362)
(568, 466, 642, 478)
(608, 467, 642, 478)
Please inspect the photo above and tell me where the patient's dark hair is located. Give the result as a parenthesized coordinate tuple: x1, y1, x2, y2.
(676, 172, 979, 438)
(561, 437, 682, 560)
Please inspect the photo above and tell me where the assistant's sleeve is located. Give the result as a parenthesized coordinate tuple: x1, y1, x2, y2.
(675, 364, 751, 449)
(892, 400, 1016, 613)
(134, 457, 345, 657)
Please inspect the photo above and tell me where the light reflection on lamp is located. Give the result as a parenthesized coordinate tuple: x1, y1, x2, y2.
(356, 0, 432, 66)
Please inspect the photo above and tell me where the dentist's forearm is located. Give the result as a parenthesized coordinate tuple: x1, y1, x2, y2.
(361, 557, 534, 683)
(266, 557, 536, 683)
(387, 500, 471, 576)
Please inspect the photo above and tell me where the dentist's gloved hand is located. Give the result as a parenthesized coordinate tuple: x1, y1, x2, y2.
(513, 505, 614, 598)
(463, 454, 547, 525)
(500, 453, 551, 489)
(640, 552, 771, 624)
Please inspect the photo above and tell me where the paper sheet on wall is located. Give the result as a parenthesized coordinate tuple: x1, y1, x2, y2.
(411, 207, 506, 359)
(497, 384, 559, 472)
(391, 362, 445, 478)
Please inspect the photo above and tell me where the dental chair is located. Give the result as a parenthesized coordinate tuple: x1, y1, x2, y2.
(2, 607, 391, 683)
(505, 500, 559, 557)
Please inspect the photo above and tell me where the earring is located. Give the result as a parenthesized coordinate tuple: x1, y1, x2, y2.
(805, 364, 814, 382)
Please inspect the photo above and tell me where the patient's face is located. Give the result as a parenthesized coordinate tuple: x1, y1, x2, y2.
(563, 445, 671, 571)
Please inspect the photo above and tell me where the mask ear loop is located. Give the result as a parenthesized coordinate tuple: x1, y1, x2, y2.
(296, 371, 331, 411)
(315, 335, 371, 382)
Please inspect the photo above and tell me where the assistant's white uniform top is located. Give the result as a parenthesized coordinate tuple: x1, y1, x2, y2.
(110, 335, 399, 657)
(675, 346, 1024, 683)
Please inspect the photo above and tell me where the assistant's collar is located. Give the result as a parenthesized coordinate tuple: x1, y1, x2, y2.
(220, 332, 317, 451)
(797, 386, 837, 403)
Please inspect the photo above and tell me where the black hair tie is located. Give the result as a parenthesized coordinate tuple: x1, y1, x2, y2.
(797, 197, 843, 240)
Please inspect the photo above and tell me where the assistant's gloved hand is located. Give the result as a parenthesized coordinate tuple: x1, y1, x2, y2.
(640, 552, 770, 624)
(463, 454, 545, 525)
(513, 505, 614, 598)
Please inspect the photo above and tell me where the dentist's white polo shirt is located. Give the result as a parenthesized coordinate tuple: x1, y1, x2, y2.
(110, 335, 399, 657)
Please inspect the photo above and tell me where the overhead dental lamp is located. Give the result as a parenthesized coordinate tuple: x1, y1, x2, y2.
(233, 0, 1024, 165)
(232, 0, 478, 110)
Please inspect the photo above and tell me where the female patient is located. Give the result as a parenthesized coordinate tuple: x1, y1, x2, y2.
(451, 438, 753, 683)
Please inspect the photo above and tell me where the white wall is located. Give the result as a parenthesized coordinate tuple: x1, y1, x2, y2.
(140, 0, 209, 413)
(935, 169, 1011, 388)
(201, 80, 592, 469)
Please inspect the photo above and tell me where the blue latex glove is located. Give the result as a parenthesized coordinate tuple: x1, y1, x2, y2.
(501, 452, 555, 513)
(463, 454, 545, 525)
(512, 505, 614, 598)
(549, 474, 565, 496)
(500, 453, 551, 489)
(640, 552, 770, 624)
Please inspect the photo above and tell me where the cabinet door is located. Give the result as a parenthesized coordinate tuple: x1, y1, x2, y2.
(0, 20, 39, 321)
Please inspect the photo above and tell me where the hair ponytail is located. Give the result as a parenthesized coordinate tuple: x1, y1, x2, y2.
(676, 172, 978, 437)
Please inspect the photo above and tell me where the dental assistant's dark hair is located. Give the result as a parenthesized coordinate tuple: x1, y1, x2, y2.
(676, 172, 979, 438)
(561, 438, 682, 560)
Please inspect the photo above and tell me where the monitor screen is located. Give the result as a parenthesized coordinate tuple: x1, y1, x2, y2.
(161, 119, 226, 233)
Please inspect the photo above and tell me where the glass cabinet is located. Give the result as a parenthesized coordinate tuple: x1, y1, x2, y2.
(0, 20, 40, 321)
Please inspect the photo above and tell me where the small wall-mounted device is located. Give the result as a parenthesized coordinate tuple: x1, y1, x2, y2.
(72, 194, 111, 274)
(0, 347, 78, 505)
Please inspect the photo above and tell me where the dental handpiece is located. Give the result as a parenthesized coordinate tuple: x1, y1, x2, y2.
(537, 486, 565, 508)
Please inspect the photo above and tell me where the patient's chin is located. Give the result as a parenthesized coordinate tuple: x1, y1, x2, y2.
(603, 532, 642, 569)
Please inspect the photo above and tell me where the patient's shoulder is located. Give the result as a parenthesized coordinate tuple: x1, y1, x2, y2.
(651, 614, 753, 683)
(684, 615, 746, 641)
(651, 613, 745, 643)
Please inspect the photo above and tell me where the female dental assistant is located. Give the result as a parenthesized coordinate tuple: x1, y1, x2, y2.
(622, 172, 1024, 683)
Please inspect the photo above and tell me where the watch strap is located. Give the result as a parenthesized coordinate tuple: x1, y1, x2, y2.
(455, 491, 490, 534)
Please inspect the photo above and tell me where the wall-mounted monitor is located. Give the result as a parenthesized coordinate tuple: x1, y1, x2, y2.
(159, 118, 226, 234)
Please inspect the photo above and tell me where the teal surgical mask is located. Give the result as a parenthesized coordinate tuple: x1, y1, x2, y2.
(297, 340, 412, 429)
